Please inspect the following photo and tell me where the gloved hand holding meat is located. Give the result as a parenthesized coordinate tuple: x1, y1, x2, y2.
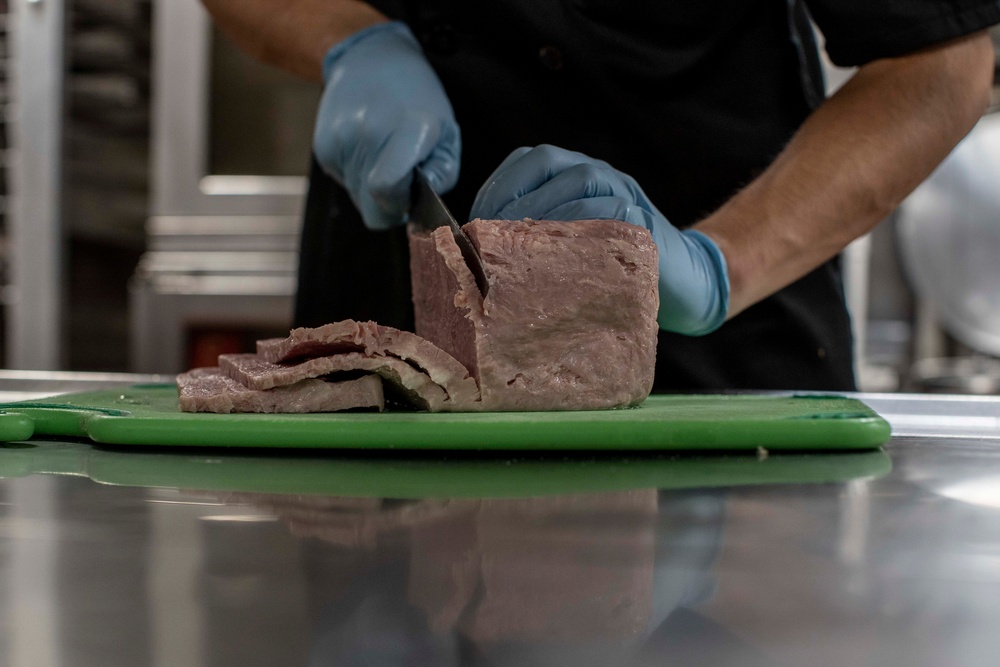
(471, 145, 730, 336)
(312, 21, 460, 230)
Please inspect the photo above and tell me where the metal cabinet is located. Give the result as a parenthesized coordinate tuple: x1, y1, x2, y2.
(130, 0, 319, 373)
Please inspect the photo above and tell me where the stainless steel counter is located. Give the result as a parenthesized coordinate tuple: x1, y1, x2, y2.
(1, 374, 1000, 666)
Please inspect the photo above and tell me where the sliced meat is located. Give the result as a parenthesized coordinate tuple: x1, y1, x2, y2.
(179, 219, 655, 414)
(257, 320, 480, 409)
(219, 351, 449, 412)
(255, 320, 366, 362)
(409, 219, 659, 411)
(177, 367, 384, 414)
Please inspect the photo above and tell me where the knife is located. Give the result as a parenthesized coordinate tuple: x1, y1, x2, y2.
(410, 169, 490, 297)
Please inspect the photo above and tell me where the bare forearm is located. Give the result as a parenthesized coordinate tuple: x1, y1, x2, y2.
(696, 31, 995, 318)
(201, 0, 388, 81)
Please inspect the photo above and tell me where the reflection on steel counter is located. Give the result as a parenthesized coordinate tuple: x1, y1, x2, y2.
(0, 436, 892, 666)
(205, 489, 741, 666)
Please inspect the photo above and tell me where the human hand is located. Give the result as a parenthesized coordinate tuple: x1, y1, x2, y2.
(313, 22, 460, 230)
(470, 145, 730, 335)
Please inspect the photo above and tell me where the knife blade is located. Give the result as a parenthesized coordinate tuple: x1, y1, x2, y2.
(410, 169, 490, 297)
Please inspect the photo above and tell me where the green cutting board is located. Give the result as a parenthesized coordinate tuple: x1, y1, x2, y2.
(0, 384, 891, 451)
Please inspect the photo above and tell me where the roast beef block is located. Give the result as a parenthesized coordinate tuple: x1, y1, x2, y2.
(409, 219, 658, 411)
(177, 367, 384, 414)
(178, 219, 656, 414)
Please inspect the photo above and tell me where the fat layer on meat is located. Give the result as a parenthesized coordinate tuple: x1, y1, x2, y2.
(177, 367, 384, 414)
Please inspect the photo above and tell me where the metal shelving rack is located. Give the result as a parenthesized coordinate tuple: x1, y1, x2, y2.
(5, 0, 66, 370)
(0, 4, 9, 362)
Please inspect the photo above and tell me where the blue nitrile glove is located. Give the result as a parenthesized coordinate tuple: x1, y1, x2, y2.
(470, 145, 730, 335)
(313, 21, 460, 230)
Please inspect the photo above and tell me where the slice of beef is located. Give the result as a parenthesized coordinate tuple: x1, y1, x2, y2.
(409, 219, 658, 411)
(219, 351, 449, 412)
(177, 367, 384, 414)
(256, 319, 480, 408)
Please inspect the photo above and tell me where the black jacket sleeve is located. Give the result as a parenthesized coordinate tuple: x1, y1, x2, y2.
(805, 0, 1000, 66)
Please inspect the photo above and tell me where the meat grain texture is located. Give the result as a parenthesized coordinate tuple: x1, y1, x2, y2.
(409, 219, 659, 411)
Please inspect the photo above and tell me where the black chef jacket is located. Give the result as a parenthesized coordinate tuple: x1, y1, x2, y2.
(294, 0, 1000, 392)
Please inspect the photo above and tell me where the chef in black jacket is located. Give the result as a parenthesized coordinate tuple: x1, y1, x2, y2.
(202, 0, 999, 392)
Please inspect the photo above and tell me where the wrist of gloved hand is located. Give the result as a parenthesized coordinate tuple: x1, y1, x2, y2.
(471, 145, 730, 335)
(320, 20, 400, 79)
(314, 21, 460, 230)
(653, 227, 729, 336)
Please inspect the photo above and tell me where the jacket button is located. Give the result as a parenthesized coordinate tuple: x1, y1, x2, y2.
(538, 44, 564, 71)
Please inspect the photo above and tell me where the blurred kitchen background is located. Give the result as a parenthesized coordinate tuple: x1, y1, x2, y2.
(2, 0, 1000, 393)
